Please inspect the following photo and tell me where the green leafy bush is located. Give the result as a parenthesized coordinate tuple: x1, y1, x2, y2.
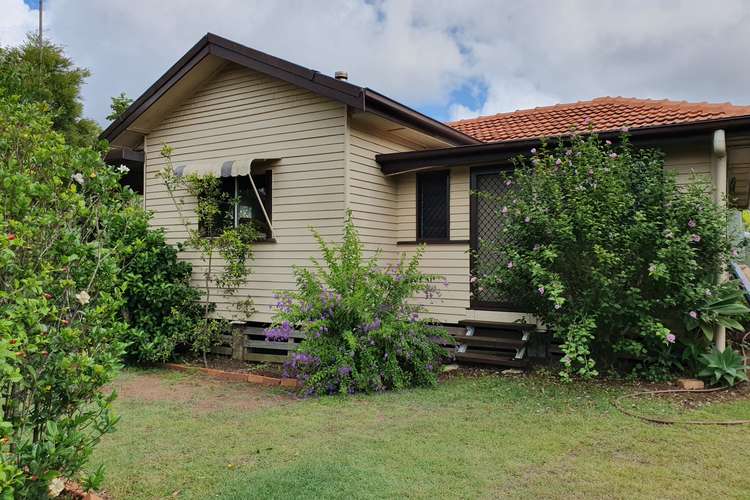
(698, 347, 748, 386)
(266, 213, 449, 395)
(159, 148, 260, 365)
(107, 205, 204, 363)
(478, 133, 737, 380)
(0, 96, 126, 497)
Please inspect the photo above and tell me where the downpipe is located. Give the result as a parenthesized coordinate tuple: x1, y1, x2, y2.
(713, 129, 727, 352)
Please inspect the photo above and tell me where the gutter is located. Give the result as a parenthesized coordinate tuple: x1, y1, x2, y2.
(100, 33, 478, 148)
(363, 89, 479, 146)
(377, 114, 750, 175)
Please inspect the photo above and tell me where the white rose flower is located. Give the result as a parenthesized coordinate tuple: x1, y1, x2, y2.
(71, 173, 85, 185)
(75, 290, 91, 305)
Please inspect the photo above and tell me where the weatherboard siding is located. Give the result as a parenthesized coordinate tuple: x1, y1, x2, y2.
(728, 132, 750, 208)
(144, 63, 347, 322)
(660, 138, 713, 186)
(345, 121, 475, 324)
(394, 167, 473, 324)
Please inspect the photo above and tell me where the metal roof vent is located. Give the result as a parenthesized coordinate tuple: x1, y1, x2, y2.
(334, 71, 348, 81)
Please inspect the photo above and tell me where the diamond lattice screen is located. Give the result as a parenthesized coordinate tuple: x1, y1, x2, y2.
(474, 172, 512, 305)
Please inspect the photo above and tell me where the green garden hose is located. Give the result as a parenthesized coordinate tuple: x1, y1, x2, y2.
(613, 385, 750, 425)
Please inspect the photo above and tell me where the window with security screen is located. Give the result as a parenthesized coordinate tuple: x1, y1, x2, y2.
(417, 171, 450, 240)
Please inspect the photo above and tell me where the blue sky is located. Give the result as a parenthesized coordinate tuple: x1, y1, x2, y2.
(7, 0, 750, 125)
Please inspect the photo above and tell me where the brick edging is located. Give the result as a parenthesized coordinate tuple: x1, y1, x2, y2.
(163, 363, 300, 388)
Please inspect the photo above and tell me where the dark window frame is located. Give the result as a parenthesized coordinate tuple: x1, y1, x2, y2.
(201, 171, 273, 240)
(416, 170, 450, 242)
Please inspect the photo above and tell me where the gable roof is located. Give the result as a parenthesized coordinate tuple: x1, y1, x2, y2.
(449, 97, 750, 143)
(101, 33, 479, 146)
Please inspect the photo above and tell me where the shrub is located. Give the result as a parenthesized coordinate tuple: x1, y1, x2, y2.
(698, 347, 748, 386)
(0, 96, 126, 497)
(107, 204, 204, 363)
(478, 133, 741, 380)
(266, 213, 449, 395)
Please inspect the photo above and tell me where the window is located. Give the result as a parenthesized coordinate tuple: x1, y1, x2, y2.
(201, 172, 272, 239)
(417, 171, 449, 240)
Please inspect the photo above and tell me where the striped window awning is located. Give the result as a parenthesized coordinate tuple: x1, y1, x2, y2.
(173, 158, 278, 178)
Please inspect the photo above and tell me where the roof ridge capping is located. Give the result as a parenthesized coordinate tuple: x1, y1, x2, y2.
(101, 33, 478, 146)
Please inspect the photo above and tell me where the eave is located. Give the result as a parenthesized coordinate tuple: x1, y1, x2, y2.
(377, 114, 750, 175)
(100, 33, 478, 147)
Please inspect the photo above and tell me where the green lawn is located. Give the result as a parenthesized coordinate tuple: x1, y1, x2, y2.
(92, 369, 750, 499)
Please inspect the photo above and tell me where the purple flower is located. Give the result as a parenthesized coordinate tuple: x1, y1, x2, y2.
(605, 140, 612, 145)
(555, 158, 562, 166)
(688, 219, 697, 228)
(338, 366, 352, 376)
(609, 152, 617, 158)
(265, 320, 295, 341)
(507, 261, 514, 269)
(470, 276, 478, 283)
(689, 311, 698, 319)
(505, 179, 513, 187)
(524, 216, 531, 223)
(442, 278, 450, 288)
(690, 234, 701, 243)
(666, 333, 676, 344)
(361, 318, 382, 333)
(501, 206, 509, 215)
(538, 286, 545, 295)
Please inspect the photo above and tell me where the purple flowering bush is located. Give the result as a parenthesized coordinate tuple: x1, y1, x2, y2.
(478, 133, 746, 381)
(266, 212, 449, 395)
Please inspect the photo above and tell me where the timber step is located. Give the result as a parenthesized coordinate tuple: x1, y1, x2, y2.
(457, 320, 536, 330)
(450, 321, 536, 368)
(450, 335, 525, 349)
(454, 352, 527, 368)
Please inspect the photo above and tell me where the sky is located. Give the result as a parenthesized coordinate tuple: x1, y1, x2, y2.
(3, 0, 750, 126)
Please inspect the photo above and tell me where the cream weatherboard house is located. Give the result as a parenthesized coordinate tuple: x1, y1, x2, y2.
(103, 33, 750, 365)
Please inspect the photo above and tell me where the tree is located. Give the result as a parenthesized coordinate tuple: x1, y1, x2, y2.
(0, 35, 100, 147)
(106, 92, 132, 122)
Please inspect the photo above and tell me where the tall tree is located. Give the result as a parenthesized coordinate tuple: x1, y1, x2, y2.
(106, 92, 133, 122)
(0, 35, 100, 147)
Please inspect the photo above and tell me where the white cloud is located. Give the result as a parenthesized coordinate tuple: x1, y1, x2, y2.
(5, 0, 749, 125)
(0, 0, 37, 47)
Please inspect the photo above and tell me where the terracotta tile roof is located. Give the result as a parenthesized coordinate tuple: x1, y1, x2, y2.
(448, 97, 750, 143)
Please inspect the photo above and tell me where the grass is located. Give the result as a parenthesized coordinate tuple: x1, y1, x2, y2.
(92, 369, 750, 499)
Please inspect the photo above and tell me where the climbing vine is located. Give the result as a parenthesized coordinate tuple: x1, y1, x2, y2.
(159, 145, 260, 365)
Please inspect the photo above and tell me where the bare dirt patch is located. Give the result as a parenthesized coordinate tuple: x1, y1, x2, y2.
(107, 371, 293, 414)
(177, 354, 285, 378)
